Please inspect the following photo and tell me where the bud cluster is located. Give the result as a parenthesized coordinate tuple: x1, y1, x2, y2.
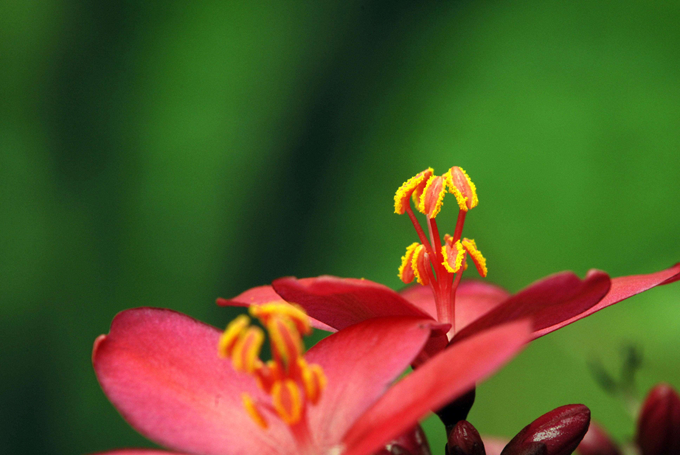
(442, 405, 591, 455)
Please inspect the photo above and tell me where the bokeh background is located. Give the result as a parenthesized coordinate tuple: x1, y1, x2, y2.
(2, 1, 680, 453)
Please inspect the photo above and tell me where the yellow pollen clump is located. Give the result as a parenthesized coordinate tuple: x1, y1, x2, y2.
(231, 326, 264, 373)
(243, 393, 268, 429)
(267, 316, 303, 369)
(298, 357, 327, 405)
(394, 168, 433, 215)
(462, 238, 487, 277)
(411, 244, 430, 286)
(272, 379, 303, 425)
(442, 240, 465, 274)
(444, 167, 478, 212)
(398, 243, 419, 284)
(218, 314, 250, 358)
(219, 304, 326, 430)
(419, 175, 447, 218)
(250, 302, 311, 336)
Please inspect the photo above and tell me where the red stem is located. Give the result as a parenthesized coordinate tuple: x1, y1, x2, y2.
(452, 210, 467, 243)
(449, 269, 464, 335)
(406, 205, 437, 261)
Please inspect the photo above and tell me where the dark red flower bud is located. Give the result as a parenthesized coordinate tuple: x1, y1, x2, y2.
(636, 383, 680, 455)
(377, 425, 432, 455)
(447, 420, 486, 455)
(577, 421, 621, 455)
(501, 404, 591, 455)
(436, 387, 476, 432)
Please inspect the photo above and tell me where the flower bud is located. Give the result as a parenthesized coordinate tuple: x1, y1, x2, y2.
(436, 387, 476, 433)
(377, 425, 432, 455)
(502, 405, 591, 455)
(447, 420, 486, 455)
(576, 421, 620, 455)
(636, 383, 680, 455)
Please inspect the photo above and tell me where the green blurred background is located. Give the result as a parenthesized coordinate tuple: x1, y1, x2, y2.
(2, 1, 679, 453)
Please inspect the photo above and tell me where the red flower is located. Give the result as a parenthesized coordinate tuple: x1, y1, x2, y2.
(220, 167, 679, 356)
(92, 306, 531, 455)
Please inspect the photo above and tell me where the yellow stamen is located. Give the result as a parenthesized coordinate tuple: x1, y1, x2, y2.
(218, 314, 250, 358)
(231, 326, 264, 373)
(462, 238, 487, 277)
(419, 175, 447, 218)
(398, 243, 419, 284)
(267, 315, 303, 369)
(411, 244, 430, 286)
(251, 302, 311, 336)
(220, 304, 327, 431)
(444, 166, 478, 211)
(442, 240, 465, 274)
(243, 393, 268, 429)
(272, 380, 303, 425)
(394, 168, 434, 215)
(299, 358, 328, 405)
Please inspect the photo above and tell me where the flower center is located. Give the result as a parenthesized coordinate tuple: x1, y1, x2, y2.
(394, 166, 487, 337)
(218, 303, 327, 449)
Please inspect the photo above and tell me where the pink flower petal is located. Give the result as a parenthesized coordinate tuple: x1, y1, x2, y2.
(92, 451, 189, 455)
(455, 281, 511, 330)
(272, 276, 432, 331)
(398, 285, 437, 319)
(400, 281, 510, 331)
(304, 317, 438, 449)
(483, 437, 510, 455)
(216, 285, 335, 332)
(453, 270, 611, 342)
(535, 263, 680, 337)
(342, 320, 532, 455)
(93, 308, 295, 455)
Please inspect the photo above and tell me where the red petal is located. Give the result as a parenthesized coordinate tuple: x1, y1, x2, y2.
(453, 271, 611, 343)
(272, 276, 433, 331)
(341, 320, 532, 455)
(92, 451, 189, 455)
(216, 285, 335, 332)
(455, 280, 510, 330)
(93, 308, 295, 455)
(398, 285, 437, 319)
(399, 280, 510, 330)
(305, 317, 438, 448)
(535, 263, 680, 337)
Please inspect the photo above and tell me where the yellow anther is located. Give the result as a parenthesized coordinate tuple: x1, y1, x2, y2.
(298, 358, 327, 405)
(272, 380, 303, 425)
(419, 175, 447, 218)
(250, 302, 311, 336)
(444, 166, 478, 212)
(231, 326, 265, 374)
(394, 168, 433, 215)
(462, 238, 487, 277)
(219, 306, 327, 431)
(243, 393, 268, 429)
(398, 243, 419, 284)
(302, 362, 327, 405)
(442, 239, 465, 274)
(267, 315, 304, 369)
(411, 244, 430, 286)
(218, 314, 250, 358)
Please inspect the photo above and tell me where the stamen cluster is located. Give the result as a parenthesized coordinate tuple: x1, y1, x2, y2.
(394, 166, 486, 335)
(218, 303, 327, 429)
